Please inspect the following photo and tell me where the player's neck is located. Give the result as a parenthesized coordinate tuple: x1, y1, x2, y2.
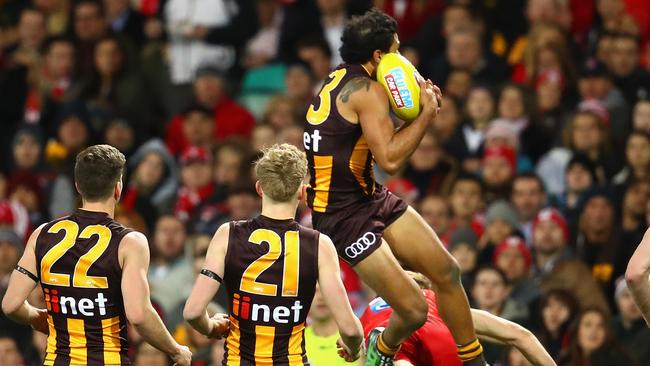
(81, 200, 115, 218)
(360, 62, 374, 77)
(260, 199, 298, 221)
(311, 317, 338, 337)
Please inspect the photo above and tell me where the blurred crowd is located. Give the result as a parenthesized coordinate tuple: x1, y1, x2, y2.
(1, 0, 650, 365)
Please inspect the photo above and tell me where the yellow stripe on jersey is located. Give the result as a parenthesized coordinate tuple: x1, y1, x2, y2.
(102, 316, 122, 364)
(67, 318, 87, 364)
(226, 317, 241, 366)
(254, 325, 276, 365)
(312, 155, 333, 213)
(288, 323, 306, 366)
(44, 315, 57, 366)
(349, 136, 374, 194)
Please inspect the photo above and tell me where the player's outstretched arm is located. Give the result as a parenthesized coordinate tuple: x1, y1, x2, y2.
(470, 309, 556, 366)
(317, 234, 364, 362)
(120, 232, 192, 366)
(1, 225, 48, 334)
(354, 77, 440, 175)
(626, 228, 650, 326)
(183, 223, 230, 338)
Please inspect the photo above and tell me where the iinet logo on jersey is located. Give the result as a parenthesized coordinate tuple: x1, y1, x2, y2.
(232, 293, 303, 324)
(44, 288, 107, 316)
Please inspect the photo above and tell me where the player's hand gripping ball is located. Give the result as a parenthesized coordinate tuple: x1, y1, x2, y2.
(376, 53, 424, 122)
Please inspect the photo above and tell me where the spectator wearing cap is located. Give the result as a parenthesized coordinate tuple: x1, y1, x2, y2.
(613, 130, 650, 185)
(613, 277, 650, 366)
(493, 236, 539, 304)
(531, 208, 575, 280)
(482, 144, 516, 203)
(478, 200, 520, 265)
(510, 173, 546, 244)
(483, 119, 534, 173)
(575, 188, 622, 296)
(174, 146, 215, 222)
(577, 58, 630, 139)
(122, 139, 179, 231)
(165, 66, 255, 156)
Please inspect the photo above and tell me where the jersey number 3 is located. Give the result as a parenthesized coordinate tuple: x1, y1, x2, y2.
(240, 229, 299, 297)
(306, 68, 347, 125)
(40, 220, 112, 288)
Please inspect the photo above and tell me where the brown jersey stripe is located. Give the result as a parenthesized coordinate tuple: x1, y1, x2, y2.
(287, 323, 305, 366)
(67, 318, 87, 364)
(254, 325, 275, 364)
(311, 156, 333, 213)
(102, 316, 122, 364)
(84, 317, 104, 365)
(226, 317, 242, 366)
(53, 314, 71, 366)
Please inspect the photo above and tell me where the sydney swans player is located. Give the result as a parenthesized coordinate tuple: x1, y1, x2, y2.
(183, 144, 363, 365)
(2, 145, 191, 366)
(303, 9, 485, 366)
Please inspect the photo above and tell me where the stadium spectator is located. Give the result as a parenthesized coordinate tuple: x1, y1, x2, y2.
(402, 130, 458, 198)
(534, 289, 579, 361)
(558, 307, 638, 366)
(262, 95, 300, 132)
(608, 33, 650, 106)
(613, 130, 650, 185)
(479, 200, 519, 263)
(296, 36, 333, 88)
(174, 147, 214, 222)
(148, 215, 194, 318)
(448, 226, 479, 290)
(613, 278, 650, 365)
(434, 96, 462, 149)
(103, 0, 145, 47)
(493, 236, 538, 304)
(510, 173, 546, 243)
(242, 0, 282, 69)
(447, 174, 485, 236)
(532, 208, 575, 278)
(0, 333, 25, 366)
(180, 104, 216, 153)
(483, 119, 533, 173)
(482, 145, 516, 202)
(5, 7, 47, 69)
(164, 66, 255, 156)
(419, 195, 452, 245)
(633, 100, 650, 132)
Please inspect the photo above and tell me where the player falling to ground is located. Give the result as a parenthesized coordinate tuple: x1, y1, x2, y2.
(626, 229, 650, 324)
(303, 9, 485, 366)
(183, 143, 364, 365)
(361, 272, 556, 366)
(2, 145, 192, 366)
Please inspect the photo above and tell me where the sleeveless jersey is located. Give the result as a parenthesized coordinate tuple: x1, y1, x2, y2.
(223, 215, 319, 365)
(303, 64, 377, 214)
(35, 209, 133, 366)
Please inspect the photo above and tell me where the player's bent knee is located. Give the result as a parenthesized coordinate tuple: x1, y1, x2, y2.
(400, 294, 427, 330)
(432, 256, 462, 289)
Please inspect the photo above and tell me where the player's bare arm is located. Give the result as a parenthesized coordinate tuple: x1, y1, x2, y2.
(345, 76, 440, 175)
(183, 223, 230, 338)
(470, 309, 556, 366)
(317, 234, 364, 361)
(119, 231, 192, 366)
(626, 228, 650, 325)
(1, 224, 48, 334)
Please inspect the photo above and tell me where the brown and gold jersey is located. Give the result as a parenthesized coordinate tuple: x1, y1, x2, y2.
(223, 215, 319, 366)
(35, 209, 132, 366)
(303, 64, 377, 214)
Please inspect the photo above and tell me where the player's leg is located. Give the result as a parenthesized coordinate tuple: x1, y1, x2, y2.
(384, 206, 484, 364)
(354, 241, 428, 347)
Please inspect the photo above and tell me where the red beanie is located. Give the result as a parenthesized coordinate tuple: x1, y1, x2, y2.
(483, 144, 517, 172)
(493, 236, 532, 270)
(533, 208, 569, 242)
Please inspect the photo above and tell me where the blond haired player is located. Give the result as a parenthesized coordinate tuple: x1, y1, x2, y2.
(184, 144, 363, 365)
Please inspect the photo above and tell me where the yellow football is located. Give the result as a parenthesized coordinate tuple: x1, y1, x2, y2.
(376, 53, 423, 122)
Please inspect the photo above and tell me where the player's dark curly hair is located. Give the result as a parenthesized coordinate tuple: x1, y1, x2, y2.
(339, 9, 397, 64)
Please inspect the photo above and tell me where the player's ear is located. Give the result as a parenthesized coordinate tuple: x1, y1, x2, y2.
(255, 181, 264, 198)
(114, 180, 122, 201)
(74, 182, 82, 195)
(298, 183, 307, 201)
(372, 49, 383, 65)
